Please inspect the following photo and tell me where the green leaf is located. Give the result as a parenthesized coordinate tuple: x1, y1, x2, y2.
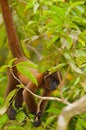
(45, 115, 56, 126)
(8, 58, 17, 66)
(16, 111, 26, 123)
(0, 74, 6, 82)
(0, 65, 10, 72)
(75, 50, 86, 57)
(0, 58, 17, 73)
(0, 114, 8, 129)
(47, 36, 59, 47)
(79, 38, 85, 46)
(50, 6, 66, 18)
(46, 107, 61, 114)
(15, 4, 25, 21)
(16, 61, 37, 69)
(34, 3, 39, 13)
(16, 63, 38, 86)
(71, 1, 85, 8)
(49, 63, 67, 73)
(38, 60, 52, 72)
(9, 125, 25, 130)
(69, 62, 83, 74)
(73, 77, 80, 86)
(64, 52, 83, 74)
(0, 89, 18, 115)
(25, 2, 33, 10)
(76, 5, 85, 13)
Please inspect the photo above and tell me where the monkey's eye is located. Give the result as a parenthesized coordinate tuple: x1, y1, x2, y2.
(48, 79, 60, 90)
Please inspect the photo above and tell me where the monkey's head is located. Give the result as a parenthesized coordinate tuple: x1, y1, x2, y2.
(44, 71, 62, 90)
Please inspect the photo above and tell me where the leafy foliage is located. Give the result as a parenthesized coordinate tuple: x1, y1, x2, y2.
(16, 61, 38, 85)
(0, 0, 86, 129)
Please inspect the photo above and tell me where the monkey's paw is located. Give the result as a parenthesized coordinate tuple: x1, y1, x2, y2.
(7, 106, 16, 120)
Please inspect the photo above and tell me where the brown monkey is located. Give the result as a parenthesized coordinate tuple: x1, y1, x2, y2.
(0, 0, 61, 127)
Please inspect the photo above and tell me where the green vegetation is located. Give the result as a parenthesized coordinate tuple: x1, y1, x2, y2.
(0, 0, 86, 129)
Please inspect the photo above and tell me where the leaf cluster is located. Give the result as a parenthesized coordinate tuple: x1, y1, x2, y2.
(0, 0, 86, 129)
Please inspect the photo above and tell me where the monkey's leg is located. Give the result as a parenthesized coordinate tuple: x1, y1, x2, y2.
(5, 68, 23, 119)
(23, 81, 38, 115)
(23, 73, 43, 115)
(34, 88, 52, 127)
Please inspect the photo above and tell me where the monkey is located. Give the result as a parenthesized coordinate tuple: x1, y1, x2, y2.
(0, 0, 61, 127)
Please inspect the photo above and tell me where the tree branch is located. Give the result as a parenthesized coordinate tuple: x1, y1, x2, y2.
(57, 95, 86, 130)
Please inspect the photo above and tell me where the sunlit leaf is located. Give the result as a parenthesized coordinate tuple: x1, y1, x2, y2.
(64, 52, 83, 74)
(16, 61, 37, 69)
(0, 114, 8, 129)
(73, 77, 80, 86)
(47, 107, 61, 114)
(69, 62, 83, 74)
(0, 74, 6, 82)
(8, 58, 17, 66)
(0, 65, 10, 72)
(45, 115, 56, 126)
(0, 89, 18, 115)
(71, 1, 85, 8)
(49, 63, 67, 73)
(16, 63, 38, 86)
(16, 111, 26, 123)
(34, 3, 39, 13)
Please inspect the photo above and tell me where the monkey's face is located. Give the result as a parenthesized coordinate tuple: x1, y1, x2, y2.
(44, 71, 62, 90)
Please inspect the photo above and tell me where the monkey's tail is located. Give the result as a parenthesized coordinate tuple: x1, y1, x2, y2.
(1, 0, 24, 58)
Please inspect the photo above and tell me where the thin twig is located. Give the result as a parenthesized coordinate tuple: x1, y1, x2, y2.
(27, 45, 42, 60)
(58, 66, 70, 104)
